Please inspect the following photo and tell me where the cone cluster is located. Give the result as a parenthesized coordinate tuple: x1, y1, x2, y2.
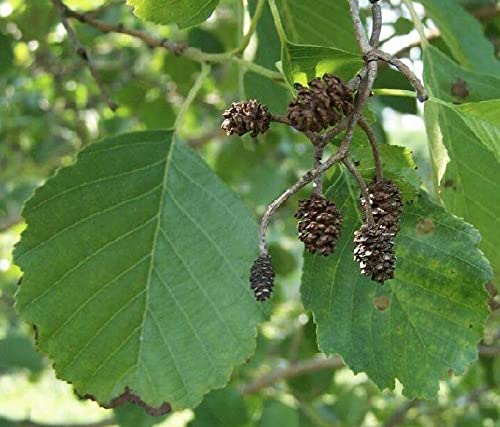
(355, 179, 403, 284)
(250, 254, 275, 302)
(221, 100, 271, 137)
(287, 73, 354, 133)
(295, 195, 343, 256)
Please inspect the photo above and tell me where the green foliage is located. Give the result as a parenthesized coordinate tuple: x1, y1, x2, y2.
(14, 131, 264, 410)
(302, 170, 491, 399)
(1, 0, 499, 425)
(423, 45, 500, 278)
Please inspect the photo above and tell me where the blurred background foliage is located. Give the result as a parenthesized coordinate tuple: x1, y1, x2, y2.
(0, 0, 499, 426)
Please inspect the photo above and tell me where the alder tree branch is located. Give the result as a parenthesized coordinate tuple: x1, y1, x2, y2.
(51, 0, 118, 111)
(369, 0, 383, 48)
(61, 2, 284, 82)
(370, 49, 428, 102)
(258, 0, 427, 254)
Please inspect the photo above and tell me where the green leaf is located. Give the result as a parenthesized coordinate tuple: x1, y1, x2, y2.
(418, 0, 499, 74)
(282, 42, 363, 87)
(14, 130, 264, 411)
(126, 0, 220, 28)
(275, 0, 358, 53)
(302, 170, 492, 399)
(188, 388, 248, 427)
(423, 46, 500, 277)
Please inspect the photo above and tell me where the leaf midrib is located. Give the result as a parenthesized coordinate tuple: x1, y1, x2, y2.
(136, 136, 176, 374)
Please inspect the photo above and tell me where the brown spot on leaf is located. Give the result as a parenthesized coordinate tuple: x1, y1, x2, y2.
(373, 295, 390, 311)
(451, 78, 469, 100)
(444, 178, 457, 190)
(416, 218, 435, 235)
(85, 387, 171, 416)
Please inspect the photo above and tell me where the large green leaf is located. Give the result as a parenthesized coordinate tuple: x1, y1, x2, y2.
(423, 46, 500, 277)
(126, 0, 220, 28)
(276, 0, 358, 53)
(418, 0, 499, 74)
(302, 169, 491, 399)
(14, 130, 264, 411)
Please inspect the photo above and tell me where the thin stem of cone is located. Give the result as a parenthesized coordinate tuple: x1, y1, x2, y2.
(343, 157, 375, 227)
(359, 115, 384, 182)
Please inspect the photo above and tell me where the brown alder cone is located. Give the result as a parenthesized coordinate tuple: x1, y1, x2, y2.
(221, 100, 271, 137)
(295, 195, 343, 256)
(249, 254, 275, 302)
(287, 73, 354, 134)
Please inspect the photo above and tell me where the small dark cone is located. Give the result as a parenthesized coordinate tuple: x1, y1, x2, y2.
(287, 73, 353, 133)
(250, 254, 275, 302)
(353, 224, 396, 284)
(221, 100, 271, 137)
(361, 179, 403, 233)
(295, 194, 343, 256)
